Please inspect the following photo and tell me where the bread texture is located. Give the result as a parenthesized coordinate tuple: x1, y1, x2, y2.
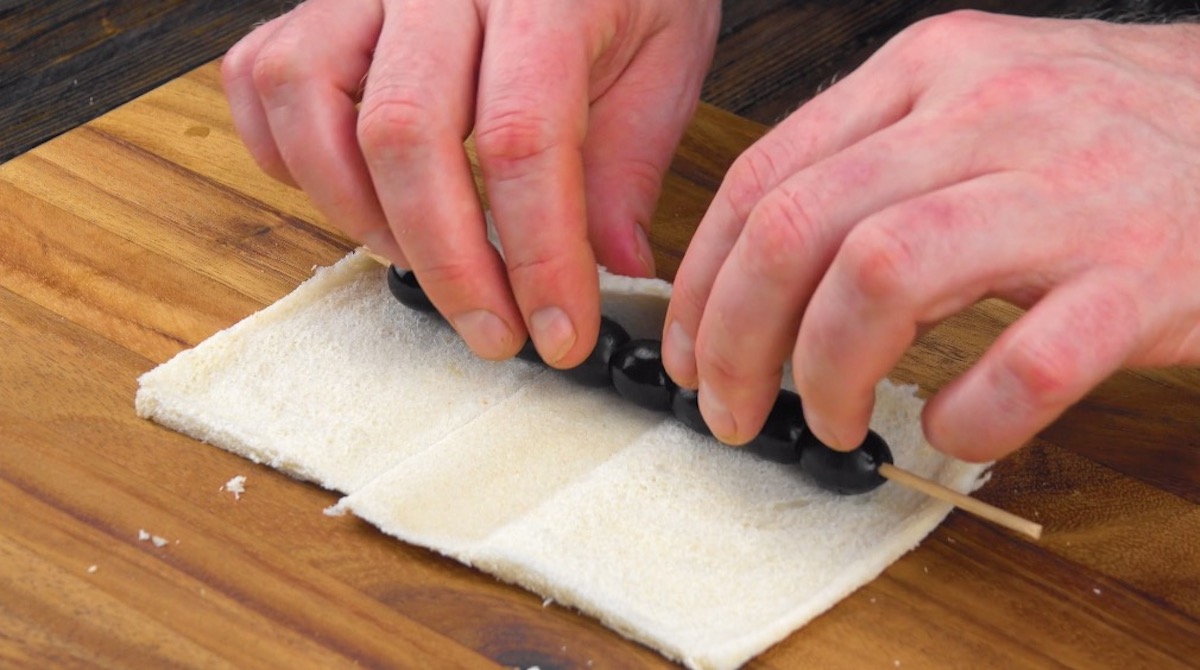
(136, 250, 989, 670)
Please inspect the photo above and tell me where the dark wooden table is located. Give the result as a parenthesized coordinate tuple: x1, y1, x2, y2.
(2, 0, 1180, 162)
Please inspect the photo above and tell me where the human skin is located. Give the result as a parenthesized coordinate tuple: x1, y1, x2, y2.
(662, 11, 1200, 461)
(224, 4, 1200, 463)
(220, 0, 719, 368)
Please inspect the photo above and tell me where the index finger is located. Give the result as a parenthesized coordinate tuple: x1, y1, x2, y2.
(359, 0, 525, 360)
(473, 8, 600, 368)
(662, 49, 918, 390)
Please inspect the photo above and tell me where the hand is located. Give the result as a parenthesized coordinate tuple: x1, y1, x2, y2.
(663, 11, 1200, 462)
(221, 0, 719, 365)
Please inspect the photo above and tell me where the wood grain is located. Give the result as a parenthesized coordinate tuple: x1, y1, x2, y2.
(0, 0, 291, 162)
(1, 60, 1197, 669)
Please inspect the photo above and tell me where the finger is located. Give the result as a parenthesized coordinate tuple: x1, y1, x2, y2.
(924, 276, 1139, 461)
(793, 172, 1059, 450)
(359, 1, 525, 360)
(690, 120, 991, 444)
(252, 0, 407, 264)
(581, 19, 716, 279)
(474, 6, 599, 367)
(221, 14, 296, 186)
(664, 53, 918, 389)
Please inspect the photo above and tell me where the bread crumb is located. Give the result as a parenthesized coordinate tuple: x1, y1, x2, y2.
(1093, 587, 1102, 595)
(894, 660, 901, 667)
(542, 597, 554, 607)
(923, 566, 929, 574)
(870, 597, 877, 604)
(323, 503, 348, 517)
(87, 565, 98, 574)
(221, 475, 247, 500)
(139, 529, 170, 547)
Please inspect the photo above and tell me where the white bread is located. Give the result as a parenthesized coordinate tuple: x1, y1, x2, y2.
(136, 253, 542, 492)
(136, 250, 990, 669)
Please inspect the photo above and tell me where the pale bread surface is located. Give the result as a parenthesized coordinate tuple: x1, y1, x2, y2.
(136, 251, 990, 669)
(136, 253, 542, 491)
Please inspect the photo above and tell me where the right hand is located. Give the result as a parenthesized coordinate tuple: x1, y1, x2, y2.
(221, 0, 720, 366)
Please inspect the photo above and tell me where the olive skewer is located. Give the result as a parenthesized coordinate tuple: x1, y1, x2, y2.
(381, 262, 1043, 538)
(385, 265, 890, 495)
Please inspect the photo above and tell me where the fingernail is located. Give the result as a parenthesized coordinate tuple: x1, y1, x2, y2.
(699, 380, 736, 442)
(451, 310, 515, 360)
(634, 225, 655, 278)
(530, 306, 576, 365)
(664, 321, 696, 383)
(804, 411, 847, 451)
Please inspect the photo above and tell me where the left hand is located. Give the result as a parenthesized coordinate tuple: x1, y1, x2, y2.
(662, 11, 1200, 462)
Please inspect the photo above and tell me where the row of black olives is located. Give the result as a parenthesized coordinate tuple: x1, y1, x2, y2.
(388, 266, 892, 494)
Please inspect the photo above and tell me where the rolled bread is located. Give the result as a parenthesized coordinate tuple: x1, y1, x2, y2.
(136, 251, 990, 669)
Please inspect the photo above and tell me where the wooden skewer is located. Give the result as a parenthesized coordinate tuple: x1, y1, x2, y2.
(360, 248, 390, 266)
(879, 463, 1043, 540)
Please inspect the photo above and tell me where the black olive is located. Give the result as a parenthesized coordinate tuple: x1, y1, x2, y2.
(561, 316, 630, 387)
(387, 266, 438, 315)
(798, 430, 893, 494)
(610, 339, 675, 412)
(516, 337, 544, 364)
(742, 390, 808, 464)
(669, 386, 712, 437)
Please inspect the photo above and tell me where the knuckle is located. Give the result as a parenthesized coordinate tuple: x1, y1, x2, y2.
(356, 92, 438, 162)
(223, 18, 281, 86)
(887, 10, 996, 68)
(613, 156, 665, 209)
(250, 41, 305, 94)
(505, 250, 574, 293)
(221, 39, 255, 85)
(839, 221, 919, 302)
(474, 109, 563, 180)
(904, 10, 988, 46)
(999, 335, 1079, 409)
(724, 147, 783, 223)
(410, 258, 485, 296)
(740, 187, 820, 282)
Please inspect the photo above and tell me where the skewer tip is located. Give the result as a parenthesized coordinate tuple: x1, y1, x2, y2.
(878, 463, 1043, 541)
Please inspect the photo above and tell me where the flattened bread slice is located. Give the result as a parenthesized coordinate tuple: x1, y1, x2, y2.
(136, 253, 543, 492)
(136, 251, 989, 669)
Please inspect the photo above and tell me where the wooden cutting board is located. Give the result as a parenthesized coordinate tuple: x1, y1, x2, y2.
(1, 61, 1196, 669)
